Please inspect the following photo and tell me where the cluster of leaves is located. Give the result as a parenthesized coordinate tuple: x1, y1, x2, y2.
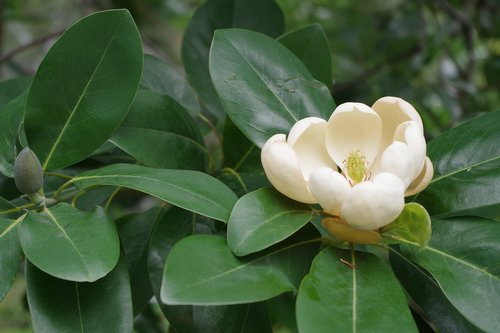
(0, 1, 499, 332)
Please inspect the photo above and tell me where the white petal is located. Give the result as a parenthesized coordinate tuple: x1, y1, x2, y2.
(287, 117, 334, 180)
(341, 172, 405, 230)
(326, 102, 382, 169)
(371, 96, 423, 156)
(309, 167, 351, 215)
(405, 156, 434, 196)
(379, 141, 416, 188)
(394, 121, 426, 180)
(261, 134, 316, 203)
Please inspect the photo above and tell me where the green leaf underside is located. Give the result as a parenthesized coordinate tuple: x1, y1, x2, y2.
(24, 9, 143, 170)
(228, 187, 313, 256)
(210, 28, 334, 148)
(380, 202, 431, 249)
(110, 127, 208, 171)
(401, 217, 500, 332)
(0, 218, 21, 301)
(415, 111, 500, 218)
(278, 23, 332, 87)
(26, 256, 133, 333)
(70, 164, 238, 222)
(296, 247, 418, 333)
(18, 203, 120, 282)
(182, 0, 284, 118)
(161, 233, 319, 305)
(0, 92, 27, 177)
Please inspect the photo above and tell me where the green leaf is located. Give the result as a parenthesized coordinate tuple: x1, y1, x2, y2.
(0, 218, 21, 301)
(26, 255, 133, 333)
(161, 231, 319, 305)
(120, 89, 203, 144)
(389, 248, 483, 333)
(183, 0, 284, 119)
(401, 217, 500, 332)
(0, 92, 27, 177)
(296, 247, 418, 333)
(70, 163, 238, 222)
(380, 202, 431, 249)
(0, 196, 16, 215)
(141, 54, 200, 115)
(414, 111, 500, 218)
(0, 76, 31, 109)
(278, 23, 332, 87)
(228, 187, 313, 256)
(110, 127, 208, 171)
(24, 9, 143, 170)
(210, 29, 335, 148)
(18, 203, 120, 282)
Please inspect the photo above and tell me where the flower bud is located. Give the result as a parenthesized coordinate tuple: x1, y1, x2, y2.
(14, 147, 44, 195)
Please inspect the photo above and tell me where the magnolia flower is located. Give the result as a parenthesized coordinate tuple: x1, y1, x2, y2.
(261, 96, 433, 231)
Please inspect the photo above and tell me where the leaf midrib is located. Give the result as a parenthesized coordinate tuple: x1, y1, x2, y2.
(430, 155, 500, 183)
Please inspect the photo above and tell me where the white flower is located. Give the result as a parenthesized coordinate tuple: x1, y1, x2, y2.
(261, 96, 433, 231)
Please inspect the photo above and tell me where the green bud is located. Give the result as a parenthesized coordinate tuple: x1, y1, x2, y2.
(14, 147, 44, 195)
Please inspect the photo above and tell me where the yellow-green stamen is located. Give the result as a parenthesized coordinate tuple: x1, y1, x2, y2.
(345, 150, 367, 184)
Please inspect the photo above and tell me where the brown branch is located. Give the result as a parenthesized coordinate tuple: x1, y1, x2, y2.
(0, 29, 65, 65)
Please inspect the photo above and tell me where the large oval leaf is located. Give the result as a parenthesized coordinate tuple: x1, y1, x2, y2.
(415, 111, 500, 218)
(0, 76, 31, 108)
(18, 203, 120, 282)
(227, 187, 313, 256)
(278, 23, 332, 87)
(0, 92, 26, 177)
(210, 29, 335, 148)
(183, 0, 284, 119)
(0, 218, 21, 301)
(26, 256, 133, 333)
(161, 229, 319, 305)
(70, 164, 238, 222)
(24, 9, 143, 170)
(401, 217, 500, 333)
(296, 247, 418, 333)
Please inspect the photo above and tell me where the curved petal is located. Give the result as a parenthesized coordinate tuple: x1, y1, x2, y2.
(394, 120, 426, 180)
(326, 102, 382, 169)
(341, 172, 405, 230)
(371, 96, 423, 157)
(379, 141, 416, 188)
(322, 217, 381, 244)
(287, 117, 334, 179)
(405, 156, 434, 196)
(309, 167, 351, 215)
(261, 134, 316, 203)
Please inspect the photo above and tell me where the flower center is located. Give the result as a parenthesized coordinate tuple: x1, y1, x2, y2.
(344, 150, 368, 185)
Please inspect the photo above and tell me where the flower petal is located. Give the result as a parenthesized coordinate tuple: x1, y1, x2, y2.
(379, 141, 416, 188)
(371, 96, 423, 155)
(405, 156, 434, 196)
(394, 120, 426, 180)
(326, 102, 382, 169)
(341, 172, 405, 230)
(309, 167, 351, 215)
(261, 134, 317, 203)
(287, 117, 333, 180)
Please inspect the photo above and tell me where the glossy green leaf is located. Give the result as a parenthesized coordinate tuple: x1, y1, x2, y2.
(210, 29, 335, 148)
(0, 92, 26, 177)
(390, 248, 483, 333)
(26, 255, 133, 333)
(24, 9, 143, 170)
(70, 163, 238, 222)
(228, 187, 313, 256)
(380, 202, 431, 249)
(415, 111, 500, 218)
(0, 218, 21, 301)
(110, 127, 208, 171)
(161, 230, 319, 305)
(296, 247, 418, 333)
(183, 0, 284, 118)
(120, 89, 203, 144)
(401, 217, 500, 332)
(278, 23, 332, 87)
(0, 76, 31, 109)
(18, 203, 120, 282)
(0, 196, 16, 215)
(141, 54, 200, 115)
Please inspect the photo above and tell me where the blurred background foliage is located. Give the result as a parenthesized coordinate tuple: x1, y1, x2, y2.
(0, 0, 498, 331)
